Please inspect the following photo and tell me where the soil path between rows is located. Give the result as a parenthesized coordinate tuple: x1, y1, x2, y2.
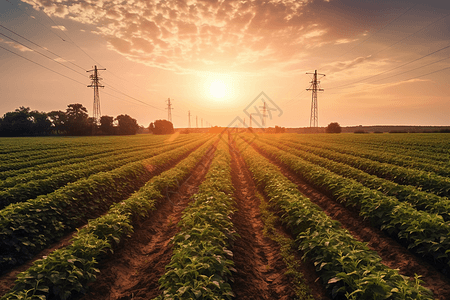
(228, 141, 329, 300)
(0, 141, 207, 297)
(249, 140, 450, 299)
(77, 143, 218, 300)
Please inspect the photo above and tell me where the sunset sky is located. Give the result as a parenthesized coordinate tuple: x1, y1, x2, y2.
(1, 0, 449, 128)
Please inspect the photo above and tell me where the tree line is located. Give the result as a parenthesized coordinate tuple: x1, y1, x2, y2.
(0, 104, 140, 137)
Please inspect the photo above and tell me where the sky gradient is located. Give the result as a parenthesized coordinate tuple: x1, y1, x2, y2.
(1, 0, 449, 128)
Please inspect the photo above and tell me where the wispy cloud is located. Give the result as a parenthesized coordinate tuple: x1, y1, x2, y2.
(21, 0, 448, 77)
(51, 25, 67, 31)
(0, 38, 33, 52)
(22, 0, 364, 73)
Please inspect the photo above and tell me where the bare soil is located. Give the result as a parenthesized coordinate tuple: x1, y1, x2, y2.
(251, 140, 450, 300)
(5, 137, 444, 300)
(0, 143, 205, 296)
(78, 144, 217, 300)
(77, 140, 330, 300)
(229, 142, 330, 300)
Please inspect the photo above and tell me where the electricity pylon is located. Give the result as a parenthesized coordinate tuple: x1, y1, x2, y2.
(306, 70, 325, 128)
(188, 110, 191, 128)
(259, 102, 268, 127)
(166, 98, 173, 123)
(87, 65, 106, 124)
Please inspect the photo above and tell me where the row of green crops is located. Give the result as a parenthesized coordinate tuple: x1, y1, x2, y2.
(0, 134, 191, 180)
(0, 136, 140, 171)
(0, 134, 192, 172)
(0, 135, 213, 274)
(0, 133, 176, 157)
(277, 135, 450, 177)
(288, 133, 450, 164)
(260, 137, 450, 221)
(236, 136, 434, 299)
(0, 136, 98, 155)
(0, 137, 217, 300)
(247, 136, 450, 276)
(300, 132, 450, 154)
(0, 135, 198, 208)
(270, 136, 450, 198)
(154, 137, 237, 300)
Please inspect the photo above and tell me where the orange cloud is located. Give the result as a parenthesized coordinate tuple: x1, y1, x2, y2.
(20, 0, 434, 76)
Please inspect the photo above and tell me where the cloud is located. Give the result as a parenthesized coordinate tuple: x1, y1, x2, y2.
(324, 55, 374, 73)
(51, 25, 67, 31)
(20, 0, 414, 74)
(0, 38, 33, 52)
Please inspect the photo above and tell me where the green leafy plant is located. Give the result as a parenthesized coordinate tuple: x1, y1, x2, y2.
(236, 135, 434, 300)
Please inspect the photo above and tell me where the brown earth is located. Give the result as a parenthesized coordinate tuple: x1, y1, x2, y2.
(77, 137, 331, 300)
(0, 232, 76, 296)
(250, 139, 450, 300)
(228, 141, 330, 300)
(0, 141, 206, 297)
(78, 144, 217, 300)
(6, 136, 443, 300)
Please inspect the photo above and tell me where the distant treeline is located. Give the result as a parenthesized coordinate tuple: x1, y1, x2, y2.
(0, 104, 141, 137)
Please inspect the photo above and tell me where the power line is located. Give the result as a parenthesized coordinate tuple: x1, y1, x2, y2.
(9, 3, 166, 113)
(0, 24, 86, 72)
(366, 56, 450, 85)
(29, 1, 104, 69)
(329, 3, 419, 63)
(10, 0, 149, 94)
(0, 44, 168, 114)
(0, 31, 86, 78)
(101, 82, 166, 112)
(327, 43, 450, 90)
(0, 25, 169, 113)
(369, 11, 450, 59)
(0, 11, 171, 113)
(0, 44, 86, 85)
(327, 65, 450, 96)
(3, 0, 66, 42)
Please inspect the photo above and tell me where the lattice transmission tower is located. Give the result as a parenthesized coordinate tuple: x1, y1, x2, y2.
(87, 65, 106, 124)
(188, 110, 191, 128)
(166, 98, 173, 123)
(306, 70, 325, 128)
(259, 102, 268, 127)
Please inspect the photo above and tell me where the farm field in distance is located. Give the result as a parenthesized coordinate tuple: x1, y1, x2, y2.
(1, 132, 450, 300)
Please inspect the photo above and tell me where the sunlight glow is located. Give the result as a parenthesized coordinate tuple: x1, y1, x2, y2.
(209, 80, 227, 99)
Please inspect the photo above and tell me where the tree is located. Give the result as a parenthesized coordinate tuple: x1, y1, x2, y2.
(0, 107, 54, 136)
(48, 110, 67, 134)
(116, 114, 139, 135)
(100, 115, 115, 135)
(30, 110, 52, 135)
(275, 125, 285, 133)
(0, 107, 33, 136)
(150, 119, 174, 134)
(326, 122, 342, 133)
(65, 103, 90, 135)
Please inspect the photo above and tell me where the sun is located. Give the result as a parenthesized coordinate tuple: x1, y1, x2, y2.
(209, 80, 227, 99)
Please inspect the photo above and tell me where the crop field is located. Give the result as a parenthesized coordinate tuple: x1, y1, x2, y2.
(1, 132, 450, 300)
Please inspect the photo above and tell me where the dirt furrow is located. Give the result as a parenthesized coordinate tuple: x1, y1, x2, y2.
(250, 141, 450, 300)
(229, 143, 328, 300)
(77, 144, 217, 300)
(0, 141, 208, 297)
